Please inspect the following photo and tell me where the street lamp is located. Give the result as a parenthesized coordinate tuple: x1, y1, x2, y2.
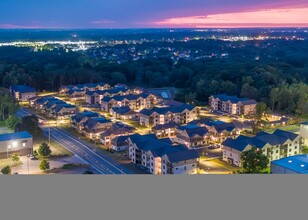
(7, 145, 11, 158)
(26, 156, 30, 174)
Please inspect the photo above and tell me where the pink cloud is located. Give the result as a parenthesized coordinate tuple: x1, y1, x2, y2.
(152, 8, 308, 27)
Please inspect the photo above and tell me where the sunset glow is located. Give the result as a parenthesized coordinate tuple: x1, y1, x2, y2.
(1, 0, 308, 28)
(153, 8, 308, 28)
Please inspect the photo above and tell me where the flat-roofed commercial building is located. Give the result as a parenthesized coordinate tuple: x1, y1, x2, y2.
(270, 154, 308, 174)
(0, 131, 33, 158)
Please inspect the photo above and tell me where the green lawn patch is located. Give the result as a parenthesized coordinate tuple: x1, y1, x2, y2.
(34, 137, 73, 159)
(262, 124, 300, 133)
(0, 158, 23, 170)
(0, 121, 13, 134)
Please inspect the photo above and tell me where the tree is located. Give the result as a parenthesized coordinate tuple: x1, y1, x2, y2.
(240, 83, 258, 99)
(15, 115, 42, 139)
(38, 142, 52, 157)
(39, 160, 50, 171)
(220, 81, 237, 95)
(242, 76, 254, 85)
(184, 92, 197, 105)
(240, 147, 269, 174)
(256, 102, 268, 121)
(5, 115, 20, 130)
(302, 146, 308, 154)
(1, 165, 11, 174)
(111, 72, 126, 85)
(11, 153, 20, 162)
(0, 88, 19, 121)
(270, 87, 279, 111)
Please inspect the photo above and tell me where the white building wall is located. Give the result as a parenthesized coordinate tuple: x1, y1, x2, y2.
(173, 163, 197, 174)
(222, 147, 242, 167)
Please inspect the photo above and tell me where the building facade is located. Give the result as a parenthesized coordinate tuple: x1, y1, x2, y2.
(222, 129, 304, 167)
(10, 85, 37, 102)
(0, 131, 33, 158)
(209, 94, 257, 116)
(139, 104, 198, 127)
(270, 154, 308, 174)
(127, 134, 199, 174)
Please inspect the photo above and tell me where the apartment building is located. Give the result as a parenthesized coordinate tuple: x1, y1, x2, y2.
(100, 124, 135, 147)
(101, 93, 159, 112)
(209, 94, 257, 116)
(71, 111, 100, 130)
(59, 83, 111, 94)
(127, 134, 199, 174)
(300, 122, 308, 146)
(222, 129, 304, 167)
(175, 124, 210, 148)
(10, 85, 37, 101)
(81, 117, 112, 140)
(110, 106, 139, 120)
(139, 104, 198, 127)
(51, 104, 77, 119)
(32, 96, 76, 119)
(152, 122, 178, 139)
(85, 87, 130, 105)
(68, 89, 85, 101)
(189, 118, 240, 143)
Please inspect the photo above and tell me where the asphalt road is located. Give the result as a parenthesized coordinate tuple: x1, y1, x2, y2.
(15, 108, 35, 118)
(42, 127, 129, 174)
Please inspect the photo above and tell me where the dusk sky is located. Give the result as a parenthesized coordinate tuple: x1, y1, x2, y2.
(0, 0, 308, 28)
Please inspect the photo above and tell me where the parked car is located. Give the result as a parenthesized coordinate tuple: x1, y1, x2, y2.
(27, 154, 37, 160)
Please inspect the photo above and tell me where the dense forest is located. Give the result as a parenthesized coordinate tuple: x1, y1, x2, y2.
(0, 38, 307, 117)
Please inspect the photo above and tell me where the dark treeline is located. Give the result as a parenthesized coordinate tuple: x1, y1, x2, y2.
(0, 39, 307, 117)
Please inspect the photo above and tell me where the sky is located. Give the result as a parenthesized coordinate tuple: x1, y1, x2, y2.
(0, 0, 308, 28)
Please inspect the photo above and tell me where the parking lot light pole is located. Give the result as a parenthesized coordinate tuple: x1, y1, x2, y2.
(27, 156, 30, 174)
(7, 145, 11, 158)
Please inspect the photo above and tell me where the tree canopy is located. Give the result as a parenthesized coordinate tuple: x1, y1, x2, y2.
(240, 147, 269, 174)
(38, 142, 52, 157)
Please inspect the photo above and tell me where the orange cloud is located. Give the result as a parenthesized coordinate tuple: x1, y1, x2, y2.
(153, 8, 308, 27)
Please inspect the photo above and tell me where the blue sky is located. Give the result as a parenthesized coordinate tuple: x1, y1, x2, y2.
(0, 0, 308, 28)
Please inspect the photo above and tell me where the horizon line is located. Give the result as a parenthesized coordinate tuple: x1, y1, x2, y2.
(1, 23, 308, 30)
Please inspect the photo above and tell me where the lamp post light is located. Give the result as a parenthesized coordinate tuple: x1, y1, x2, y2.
(7, 145, 11, 158)
(27, 156, 30, 174)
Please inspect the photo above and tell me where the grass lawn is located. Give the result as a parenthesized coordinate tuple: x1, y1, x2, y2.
(34, 137, 73, 159)
(262, 124, 300, 133)
(0, 121, 13, 134)
(125, 120, 148, 130)
(200, 155, 242, 174)
(260, 167, 270, 174)
(0, 158, 23, 170)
